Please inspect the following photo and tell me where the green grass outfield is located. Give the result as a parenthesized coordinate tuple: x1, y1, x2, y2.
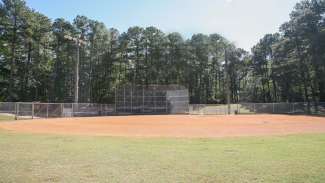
(0, 114, 15, 122)
(1, 129, 325, 183)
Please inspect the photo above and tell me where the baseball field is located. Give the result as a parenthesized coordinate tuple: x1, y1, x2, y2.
(1, 114, 325, 182)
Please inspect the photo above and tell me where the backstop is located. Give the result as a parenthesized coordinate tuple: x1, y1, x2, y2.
(115, 85, 189, 114)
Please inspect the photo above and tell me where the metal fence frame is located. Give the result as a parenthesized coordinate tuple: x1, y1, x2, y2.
(2, 102, 325, 120)
(115, 85, 189, 114)
(0, 102, 116, 120)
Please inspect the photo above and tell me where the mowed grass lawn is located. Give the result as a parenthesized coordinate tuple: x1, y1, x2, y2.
(0, 114, 14, 122)
(1, 128, 325, 182)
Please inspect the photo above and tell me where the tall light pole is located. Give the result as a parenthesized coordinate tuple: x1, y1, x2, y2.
(224, 45, 231, 115)
(64, 34, 86, 103)
(217, 39, 231, 115)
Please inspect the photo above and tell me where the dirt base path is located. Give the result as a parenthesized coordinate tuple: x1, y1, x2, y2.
(1, 115, 325, 138)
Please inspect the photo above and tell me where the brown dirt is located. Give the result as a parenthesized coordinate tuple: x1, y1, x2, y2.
(1, 115, 325, 138)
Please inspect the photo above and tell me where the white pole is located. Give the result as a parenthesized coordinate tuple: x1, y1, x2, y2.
(74, 40, 80, 103)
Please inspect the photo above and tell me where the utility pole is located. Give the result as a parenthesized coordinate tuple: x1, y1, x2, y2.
(75, 39, 80, 104)
(64, 34, 86, 103)
(224, 46, 231, 115)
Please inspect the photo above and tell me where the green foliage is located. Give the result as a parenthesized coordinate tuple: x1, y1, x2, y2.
(246, 0, 325, 105)
(0, 0, 324, 104)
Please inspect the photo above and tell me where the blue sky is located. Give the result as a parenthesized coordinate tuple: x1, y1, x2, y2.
(25, 0, 300, 51)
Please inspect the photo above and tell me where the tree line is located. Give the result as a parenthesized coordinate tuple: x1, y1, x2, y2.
(0, 0, 325, 106)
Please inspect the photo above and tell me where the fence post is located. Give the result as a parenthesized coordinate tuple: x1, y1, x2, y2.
(130, 86, 133, 113)
(271, 103, 273, 113)
(142, 86, 145, 113)
(115, 87, 117, 114)
(61, 103, 64, 117)
(165, 94, 168, 114)
(32, 103, 34, 119)
(46, 104, 49, 118)
(123, 86, 126, 113)
(154, 88, 156, 113)
(72, 103, 74, 117)
(15, 102, 18, 120)
(292, 103, 295, 114)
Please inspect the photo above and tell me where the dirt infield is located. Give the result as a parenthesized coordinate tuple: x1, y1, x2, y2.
(1, 115, 325, 138)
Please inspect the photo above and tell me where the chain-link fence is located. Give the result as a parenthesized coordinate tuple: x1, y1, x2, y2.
(0, 99, 189, 120)
(189, 103, 325, 115)
(115, 85, 189, 114)
(0, 102, 116, 120)
(0, 85, 189, 120)
(0, 102, 16, 114)
(2, 102, 325, 120)
(189, 104, 239, 115)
